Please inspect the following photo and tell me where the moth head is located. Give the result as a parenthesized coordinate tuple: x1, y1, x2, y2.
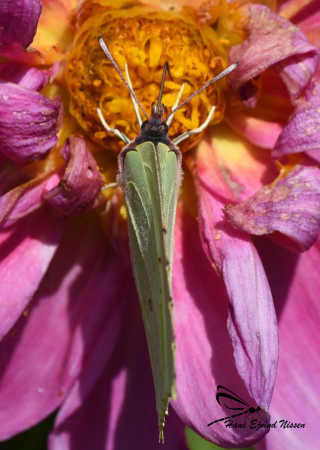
(141, 111, 169, 137)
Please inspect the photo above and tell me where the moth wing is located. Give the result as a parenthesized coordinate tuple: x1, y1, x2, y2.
(122, 141, 181, 439)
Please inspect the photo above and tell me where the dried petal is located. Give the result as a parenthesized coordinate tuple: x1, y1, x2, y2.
(45, 137, 103, 215)
(0, 83, 61, 163)
(0, 0, 42, 49)
(225, 165, 320, 251)
(229, 5, 319, 104)
(273, 77, 320, 158)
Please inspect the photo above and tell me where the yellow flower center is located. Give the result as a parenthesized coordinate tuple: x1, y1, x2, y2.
(65, 4, 231, 152)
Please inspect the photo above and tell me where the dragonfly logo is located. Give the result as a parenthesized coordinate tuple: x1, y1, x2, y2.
(207, 385, 261, 427)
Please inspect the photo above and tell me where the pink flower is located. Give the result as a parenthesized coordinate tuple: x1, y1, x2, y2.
(0, 1, 319, 449)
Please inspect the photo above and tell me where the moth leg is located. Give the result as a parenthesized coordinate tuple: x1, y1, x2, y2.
(102, 182, 118, 191)
(125, 63, 143, 127)
(166, 83, 185, 127)
(97, 108, 130, 144)
(172, 105, 216, 145)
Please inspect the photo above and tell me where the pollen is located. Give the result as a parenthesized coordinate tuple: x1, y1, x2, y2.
(65, 5, 229, 152)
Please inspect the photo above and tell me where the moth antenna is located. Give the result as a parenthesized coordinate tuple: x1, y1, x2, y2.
(98, 37, 148, 120)
(166, 83, 185, 126)
(157, 62, 169, 112)
(125, 63, 143, 127)
(166, 62, 239, 123)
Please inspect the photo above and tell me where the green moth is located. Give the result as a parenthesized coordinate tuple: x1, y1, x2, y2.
(97, 37, 238, 441)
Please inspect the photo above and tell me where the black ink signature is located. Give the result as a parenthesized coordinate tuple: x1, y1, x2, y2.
(207, 385, 261, 426)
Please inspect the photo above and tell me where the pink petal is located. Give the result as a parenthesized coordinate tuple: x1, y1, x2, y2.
(307, 149, 320, 163)
(280, 0, 320, 47)
(0, 63, 51, 90)
(229, 4, 319, 104)
(225, 165, 320, 252)
(279, 0, 316, 19)
(194, 141, 278, 409)
(293, 1, 320, 47)
(0, 83, 61, 164)
(49, 285, 188, 450)
(273, 77, 320, 157)
(226, 112, 283, 149)
(0, 0, 41, 49)
(197, 125, 278, 203)
(172, 208, 270, 447)
(0, 173, 60, 228)
(45, 137, 103, 215)
(0, 216, 126, 440)
(0, 42, 43, 66)
(0, 208, 63, 341)
(255, 236, 320, 449)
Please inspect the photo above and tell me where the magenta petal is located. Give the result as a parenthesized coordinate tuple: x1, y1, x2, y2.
(0, 162, 27, 196)
(0, 216, 126, 440)
(0, 0, 41, 49)
(0, 173, 60, 228)
(0, 83, 61, 164)
(229, 4, 319, 103)
(45, 137, 103, 215)
(49, 287, 188, 450)
(195, 142, 278, 409)
(255, 237, 320, 449)
(225, 165, 320, 252)
(307, 149, 320, 163)
(273, 78, 320, 157)
(172, 209, 271, 448)
(0, 63, 51, 90)
(0, 208, 63, 341)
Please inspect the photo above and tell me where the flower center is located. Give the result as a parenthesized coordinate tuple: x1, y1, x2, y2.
(65, 6, 228, 152)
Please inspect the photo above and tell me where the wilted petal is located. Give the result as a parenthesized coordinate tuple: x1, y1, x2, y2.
(0, 0, 41, 49)
(45, 137, 103, 215)
(194, 140, 278, 409)
(225, 165, 320, 252)
(0, 173, 60, 229)
(172, 208, 270, 447)
(255, 237, 320, 450)
(229, 4, 319, 103)
(273, 77, 320, 157)
(272, 105, 320, 157)
(0, 208, 63, 341)
(49, 284, 188, 450)
(0, 216, 126, 439)
(0, 83, 61, 164)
